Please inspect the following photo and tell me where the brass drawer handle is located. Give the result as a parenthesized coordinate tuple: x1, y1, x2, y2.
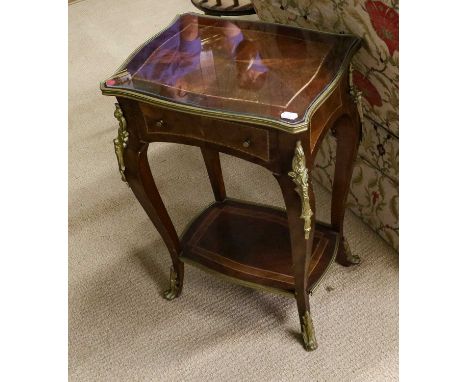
(242, 138, 251, 148)
(155, 119, 166, 128)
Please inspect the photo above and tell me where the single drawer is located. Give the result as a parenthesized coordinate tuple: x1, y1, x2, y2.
(140, 103, 270, 161)
(141, 103, 202, 140)
(200, 120, 270, 161)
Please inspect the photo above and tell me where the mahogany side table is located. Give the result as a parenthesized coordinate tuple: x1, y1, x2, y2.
(101, 13, 362, 351)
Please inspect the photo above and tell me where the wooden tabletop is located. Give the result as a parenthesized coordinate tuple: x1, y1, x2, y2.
(102, 13, 360, 132)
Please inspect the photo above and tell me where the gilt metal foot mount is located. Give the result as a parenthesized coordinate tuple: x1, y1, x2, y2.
(343, 238, 361, 265)
(301, 311, 318, 351)
(336, 238, 361, 267)
(163, 266, 182, 300)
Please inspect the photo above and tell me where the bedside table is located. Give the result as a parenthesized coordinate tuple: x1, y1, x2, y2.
(101, 13, 361, 351)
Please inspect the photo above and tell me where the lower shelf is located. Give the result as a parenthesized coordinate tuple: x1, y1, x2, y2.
(180, 199, 339, 296)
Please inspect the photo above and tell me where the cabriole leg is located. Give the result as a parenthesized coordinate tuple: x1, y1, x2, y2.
(275, 140, 318, 351)
(126, 142, 185, 298)
(124, 142, 185, 298)
(330, 113, 361, 266)
(114, 100, 185, 299)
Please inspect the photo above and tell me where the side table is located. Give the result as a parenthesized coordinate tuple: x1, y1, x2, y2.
(101, 13, 362, 351)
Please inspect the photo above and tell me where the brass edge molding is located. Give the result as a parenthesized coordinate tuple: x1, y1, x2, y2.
(113, 103, 129, 183)
(301, 311, 318, 351)
(163, 266, 181, 300)
(100, 13, 361, 134)
(349, 63, 364, 123)
(288, 141, 313, 240)
(179, 256, 296, 299)
(100, 57, 354, 134)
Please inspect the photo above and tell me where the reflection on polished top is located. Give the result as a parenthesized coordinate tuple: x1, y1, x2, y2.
(102, 13, 360, 129)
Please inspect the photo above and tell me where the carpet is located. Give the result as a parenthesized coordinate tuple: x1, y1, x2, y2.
(68, 0, 398, 380)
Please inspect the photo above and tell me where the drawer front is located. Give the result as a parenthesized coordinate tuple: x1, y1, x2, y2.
(140, 103, 270, 161)
(201, 120, 270, 161)
(141, 103, 202, 140)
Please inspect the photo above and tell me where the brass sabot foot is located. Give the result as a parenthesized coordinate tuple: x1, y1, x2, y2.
(343, 238, 361, 265)
(163, 266, 181, 301)
(336, 238, 361, 267)
(163, 289, 178, 301)
(301, 311, 318, 351)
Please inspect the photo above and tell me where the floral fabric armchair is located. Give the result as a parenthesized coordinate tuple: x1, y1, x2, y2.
(252, 0, 399, 250)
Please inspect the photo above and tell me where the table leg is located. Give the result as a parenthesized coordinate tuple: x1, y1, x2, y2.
(331, 113, 361, 266)
(275, 141, 318, 351)
(125, 141, 184, 300)
(201, 147, 226, 202)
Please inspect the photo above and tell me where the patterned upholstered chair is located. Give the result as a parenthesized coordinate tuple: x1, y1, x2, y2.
(252, 0, 399, 250)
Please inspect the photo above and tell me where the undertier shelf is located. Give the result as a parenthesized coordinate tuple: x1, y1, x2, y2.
(179, 199, 339, 295)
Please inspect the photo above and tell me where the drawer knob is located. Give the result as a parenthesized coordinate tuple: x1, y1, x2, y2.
(155, 119, 166, 128)
(242, 139, 251, 148)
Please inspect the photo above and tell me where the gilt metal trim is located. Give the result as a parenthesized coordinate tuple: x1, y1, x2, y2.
(113, 103, 129, 183)
(301, 311, 318, 351)
(288, 141, 313, 240)
(349, 63, 364, 123)
(163, 266, 181, 300)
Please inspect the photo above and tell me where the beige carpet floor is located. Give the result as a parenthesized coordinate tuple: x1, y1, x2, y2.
(68, 0, 399, 380)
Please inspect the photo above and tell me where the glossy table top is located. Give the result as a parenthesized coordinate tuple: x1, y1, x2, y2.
(102, 13, 360, 131)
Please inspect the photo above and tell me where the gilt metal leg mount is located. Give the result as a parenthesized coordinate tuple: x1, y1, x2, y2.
(349, 63, 364, 125)
(288, 141, 318, 351)
(112, 103, 129, 184)
(288, 141, 313, 240)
